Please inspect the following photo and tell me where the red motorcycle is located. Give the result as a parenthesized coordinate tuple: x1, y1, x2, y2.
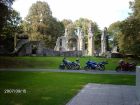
(115, 60, 137, 72)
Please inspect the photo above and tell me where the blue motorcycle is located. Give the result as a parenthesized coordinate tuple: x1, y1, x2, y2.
(84, 60, 108, 71)
(59, 58, 80, 70)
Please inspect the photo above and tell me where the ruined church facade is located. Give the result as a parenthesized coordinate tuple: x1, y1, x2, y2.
(54, 23, 95, 56)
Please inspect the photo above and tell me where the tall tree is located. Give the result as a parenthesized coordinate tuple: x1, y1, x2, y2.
(129, 0, 140, 18)
(0, 0, 15, 53)
(23, 1, 64, 48)
(119, 18, 140, 55)
(0, 9, 22, 52)
(0, 0, 14, 33)
(117, 0, 140, 56)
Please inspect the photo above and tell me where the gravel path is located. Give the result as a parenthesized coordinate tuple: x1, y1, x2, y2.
(0, 68, 136, 75)
(66, 83, 139, 105)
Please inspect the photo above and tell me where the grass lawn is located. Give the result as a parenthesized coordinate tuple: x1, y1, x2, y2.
(0, 71, 135, 105)
(1, 56, 139, 70)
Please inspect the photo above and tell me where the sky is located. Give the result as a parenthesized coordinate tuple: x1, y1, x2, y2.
(12, 0, 134, 29)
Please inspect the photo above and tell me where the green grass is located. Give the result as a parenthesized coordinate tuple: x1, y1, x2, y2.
(0, 56, 139, 70)
(0, 72, 135, 105)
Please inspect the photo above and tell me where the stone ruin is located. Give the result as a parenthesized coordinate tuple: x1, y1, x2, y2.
(13, 24, 115, 57)
(54, 23, 95, 56)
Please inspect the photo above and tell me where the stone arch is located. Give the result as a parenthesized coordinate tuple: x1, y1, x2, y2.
(32, 45, 37, 54)
(68, 38, 77, 51)
(59, 39, 62, 46)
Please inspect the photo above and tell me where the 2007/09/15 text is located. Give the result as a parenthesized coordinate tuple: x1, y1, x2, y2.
(4, 89, 27, 94)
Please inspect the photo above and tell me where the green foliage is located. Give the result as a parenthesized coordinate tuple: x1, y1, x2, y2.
(0, 3, 9, 32)
(61, 19, 73, 28)
(119, 18, 140, 55)
(74, 18, 93, 36)
(23, 1, 64, 48)
(66, 23, 77, 38)
(130, 0, 140, 18)
(108, 0, 140, 56)
(2, 10, 22, 37)
(0, 0, 15, 32)
(108, 21, 121, 49)
(117, 0, 140, 55)
(0, 9, 22, 52)
(0, 0, 21, 53)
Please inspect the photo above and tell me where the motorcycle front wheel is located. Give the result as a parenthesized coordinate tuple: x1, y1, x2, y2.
(59, 64, 65, 70)
(115, 66, 121, 72)
(100, 65, 105, 71)
(75, 65, 80, 70)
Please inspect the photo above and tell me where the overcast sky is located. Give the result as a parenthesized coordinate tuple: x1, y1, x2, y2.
(12, 0, 134, 29)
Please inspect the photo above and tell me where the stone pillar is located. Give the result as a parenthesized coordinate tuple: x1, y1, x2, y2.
(136, 66, 140, 103)
(79, 30, 85, 51)
(64, 28, 68, 37)
(64, 28, 69, 51)
(88, 23, 94, 56)
(76, 27, 80, 51)
(76, 27, 85, 51)
(37, 41, 44, 56)
(101, 27, 107, 55)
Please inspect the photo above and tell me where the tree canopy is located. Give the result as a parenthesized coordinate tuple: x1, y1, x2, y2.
(0, 0, 22, 53)
(23, 1, 64, 48)
(0, 9, 22, 52)
(119, 0, 140, 55)
(108, 0, 140, 56)
(108, 21, 121, 49)
(0, 0, 14, 33)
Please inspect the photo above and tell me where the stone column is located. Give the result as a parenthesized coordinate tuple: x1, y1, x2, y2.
(87, 23, 94, 56)
(76, 27, 85, 51)
(101, 27, 107, 55)
(76, 27, 80, 51)
(64, 28, 68, 37)
(136, 66, 140, 103)
(79, 30, 84, 51)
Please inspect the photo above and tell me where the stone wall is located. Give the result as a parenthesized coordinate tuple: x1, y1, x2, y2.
(18, 43, 32, 56)
(16, 39, 28, 50)
(16, 40, 83, 57)
(61, 51, 82, 57)
(43, 48, 60, 56)
(43, 48, 82, 56)
(54, 36, 67, 51)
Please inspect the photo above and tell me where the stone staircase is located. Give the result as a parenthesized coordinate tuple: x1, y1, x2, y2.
(12, 39, 28, 54)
